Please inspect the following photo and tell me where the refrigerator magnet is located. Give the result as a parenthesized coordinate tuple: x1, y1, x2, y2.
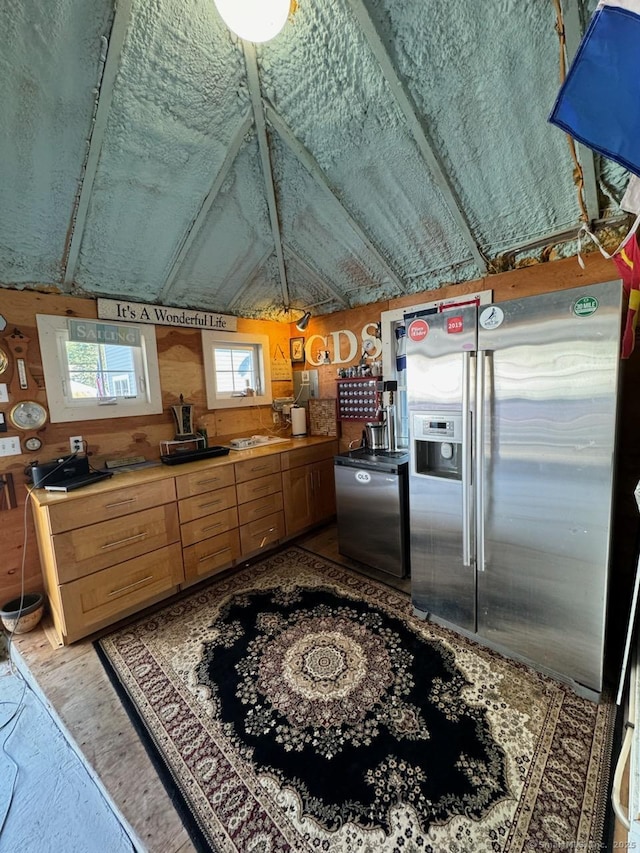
(479, 306, 504, 329)
(407, 319, 429, 341)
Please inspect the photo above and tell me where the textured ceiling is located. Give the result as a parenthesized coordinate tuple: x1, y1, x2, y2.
(0, 0, 628, 320)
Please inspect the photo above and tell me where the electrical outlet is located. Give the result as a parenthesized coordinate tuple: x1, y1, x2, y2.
(69, 435, 83, 453)
(272, 411, 280, 424)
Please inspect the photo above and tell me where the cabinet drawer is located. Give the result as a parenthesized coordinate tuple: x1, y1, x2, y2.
(175, 464, 235, 499)
(280, 441, 338, 471)
(183, 529, 240, 585)
(240, 511, 284, 555)
(181, 506, 238, 548)
(236, 472, 282, 505)
(178, 485, 237, 524)
(48, 478, 176, 534)
(237, 491, 283, 526)
(59, 543, 183, 642)
(234, 454, 281, 483)
(54, 504, 180, 582)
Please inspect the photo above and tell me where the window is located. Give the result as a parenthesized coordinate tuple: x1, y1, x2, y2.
(36, 314, 163, 423)
(202, 330, 272, 410)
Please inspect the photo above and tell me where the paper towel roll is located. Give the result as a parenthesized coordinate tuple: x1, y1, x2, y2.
(291, 406, 307, 436)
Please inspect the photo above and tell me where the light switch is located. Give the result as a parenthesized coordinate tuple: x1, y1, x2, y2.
(0, 384, 7, 403)
(0, 436, 21, 457)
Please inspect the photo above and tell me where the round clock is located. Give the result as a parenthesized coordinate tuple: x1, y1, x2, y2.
(24, 436, 43, 452)
(9, 400, 48, 430)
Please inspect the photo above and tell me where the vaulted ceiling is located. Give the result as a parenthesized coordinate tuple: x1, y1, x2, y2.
(0, 0, 628, 321)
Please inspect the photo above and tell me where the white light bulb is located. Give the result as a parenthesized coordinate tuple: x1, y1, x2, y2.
(213, 0, 291, 43)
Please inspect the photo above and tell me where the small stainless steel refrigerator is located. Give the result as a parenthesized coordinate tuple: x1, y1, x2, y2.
(406, 280, 622, 697)
(334, 449, 409, 577)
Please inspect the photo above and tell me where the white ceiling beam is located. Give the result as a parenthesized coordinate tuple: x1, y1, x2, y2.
(561, 0, 600, 223)
(225, 248, 273, 311)
(345, 0, 488, 273)
(158, 110, 253, 303)
(265, 105, 406, 295)
(285, 247, 350, 308)
(242, 42, 290, 310)
(63, 0, 134, 289)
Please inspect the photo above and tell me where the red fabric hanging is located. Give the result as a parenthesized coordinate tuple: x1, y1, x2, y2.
(613, 232, 640, 358)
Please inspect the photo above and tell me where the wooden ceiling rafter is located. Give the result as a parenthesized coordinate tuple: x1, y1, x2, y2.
(344, 0, 489, 274)
(265, 104, 406, 296)
(63, 0, 134, 290)
(285, 247, 350, 309)
(243, 41, 291, 311)
(158, 109, 254, 303)
(225, 247, 274, 311)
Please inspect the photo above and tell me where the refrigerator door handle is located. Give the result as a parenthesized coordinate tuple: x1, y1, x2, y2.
(462, 351, 473, 567)
(475, 349, 486, 572)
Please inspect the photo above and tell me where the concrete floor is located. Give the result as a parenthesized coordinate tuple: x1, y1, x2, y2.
(0, 653, 141, 853)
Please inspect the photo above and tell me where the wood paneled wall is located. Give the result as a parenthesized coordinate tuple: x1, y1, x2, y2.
(0, 252, 631, 605)
(0, 291, 293, 602)
(300, 253, 623, 451)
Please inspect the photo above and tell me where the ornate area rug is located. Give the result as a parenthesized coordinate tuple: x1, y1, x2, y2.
(95, 547, 615, 853)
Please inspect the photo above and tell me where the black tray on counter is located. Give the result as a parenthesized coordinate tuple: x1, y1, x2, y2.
(160, 445, 230, 466)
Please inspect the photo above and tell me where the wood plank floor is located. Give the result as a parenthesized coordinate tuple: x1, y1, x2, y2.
(9, 524, 409, 853)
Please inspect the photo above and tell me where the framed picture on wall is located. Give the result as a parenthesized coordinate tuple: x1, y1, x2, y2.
(290, 336, 305, 363)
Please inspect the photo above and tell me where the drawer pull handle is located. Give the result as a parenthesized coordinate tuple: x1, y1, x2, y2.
(251, 465, 268, 472)
(253, 484, 269, 493)
(259, 526, 277, 548)
(196, 478, 221, 486)
(101, 532, 147, 549)
(199, 499, 223, 509)
(104, 498, 136, 509)
(202, 522, 224, 533)
(108, 575, 153, 596)
(199, 547, 230, 563)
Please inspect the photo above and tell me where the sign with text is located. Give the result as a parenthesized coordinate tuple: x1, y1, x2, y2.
(407, 319, 429, 342)
(69, 319, 141, 347)
(97, 298, 238, 332)
(446, 315, 464, 334)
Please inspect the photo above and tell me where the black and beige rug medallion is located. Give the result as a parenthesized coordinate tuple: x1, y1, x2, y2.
(96, 547, 614, 853)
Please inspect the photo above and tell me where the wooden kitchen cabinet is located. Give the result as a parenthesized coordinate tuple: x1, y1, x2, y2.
(235, 456, 284, 558)
(182, 529, 241, 585)
(59, 543, 184, 643)
(281, 442, 338, 536)
(31, 476, 183, 644)
(30, 437, 337, 643)
(176, 467, 239, 588)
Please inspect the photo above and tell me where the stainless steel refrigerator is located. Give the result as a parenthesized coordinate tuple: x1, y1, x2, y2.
(405, 280, 622, 697)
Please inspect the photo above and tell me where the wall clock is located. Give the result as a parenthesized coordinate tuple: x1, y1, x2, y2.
(24, 436, 43, 452)
(9, 400, 48, 430)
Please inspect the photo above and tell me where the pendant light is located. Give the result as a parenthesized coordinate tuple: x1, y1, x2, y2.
(213, 0, 292, 43)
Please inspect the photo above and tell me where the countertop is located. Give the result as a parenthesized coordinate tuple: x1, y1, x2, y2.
(29, 435, 338, 508)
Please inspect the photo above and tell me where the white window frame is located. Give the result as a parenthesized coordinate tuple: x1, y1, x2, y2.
(202, 330, 273, 410)
(36, 314, 163, 423)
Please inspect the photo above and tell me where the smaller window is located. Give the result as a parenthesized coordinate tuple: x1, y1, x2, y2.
(202, 330, 272, 410)
(36, 314, 163, 423)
